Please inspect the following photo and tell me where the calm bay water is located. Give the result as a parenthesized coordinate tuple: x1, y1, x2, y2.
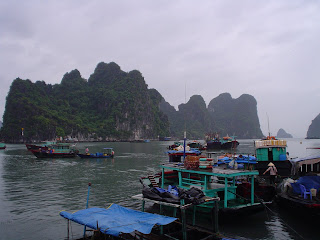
(0, 139, 319, 240)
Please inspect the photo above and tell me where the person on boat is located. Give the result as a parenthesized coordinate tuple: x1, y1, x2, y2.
(85, 147, 89, 154)
(286, 152, 290, 160)
(263, 162, 278, 185)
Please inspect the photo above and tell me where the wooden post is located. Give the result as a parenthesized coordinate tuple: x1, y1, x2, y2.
(192, 205, 196, 226)
(161, 168, 165, 188)
(251, 176, 254, 205)
(180, 199, 187, 240)
(224, 177, 228, 208)
(67, 220, 69, 240)
(83, 183, 91, 238)
(142, 200, 145, 212)
(212, 200, 219, 233)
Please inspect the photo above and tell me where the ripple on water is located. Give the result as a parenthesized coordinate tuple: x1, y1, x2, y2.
(2, 141, 320, 240)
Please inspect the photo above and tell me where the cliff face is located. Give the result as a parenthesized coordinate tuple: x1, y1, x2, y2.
(160, 95, 212, 139)
(277, 128, 293, 138)
(208, 93, 263, 139)
(161, 93, 263, 139)
(1, 61, 264, 142)
(0, 62, 169, 142)
(306, 114, 320, 139)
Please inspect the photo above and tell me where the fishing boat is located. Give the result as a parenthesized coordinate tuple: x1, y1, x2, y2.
(254, 136, 292, 177)
(205, 133, 239, 150)
(276, 155, 320, 217)
(141, 160, 268, 219)
(167, 144, 202, 162)
(187, 140, 207, 150)
(30, 142, 78, 158)
(0, 143, 6, 149)
(60, 184, 227, 240)
(168, 141, 183, 150)
(77, 148, 114, 158)
(25, 141, 56, 151)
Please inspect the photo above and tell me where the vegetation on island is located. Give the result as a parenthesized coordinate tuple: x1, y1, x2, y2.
(0, 62, 169, 142)
(0, 61, 265, 142)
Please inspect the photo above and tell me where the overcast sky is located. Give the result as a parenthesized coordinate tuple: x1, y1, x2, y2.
(1, 0, 319, 138)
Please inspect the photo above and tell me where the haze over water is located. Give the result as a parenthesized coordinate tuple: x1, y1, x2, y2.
(0, 139, 319, 240)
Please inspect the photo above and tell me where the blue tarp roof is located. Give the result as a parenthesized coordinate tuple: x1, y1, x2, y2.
(291, 176, 320, 194)
(60, 204, 177, 237)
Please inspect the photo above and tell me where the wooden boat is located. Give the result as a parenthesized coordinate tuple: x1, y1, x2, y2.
(254, 136, 292, 177)
(77, 148, 114, 158)
(167, 146, 202, 162)
(26, 141, 56, 151)
(30, 142, 78, 158)
(276, 155, 320, 217)
(142, 161, 269, 219)
(205, 133, 239, 150)
(276, 176, 320, 217)
(60, 184, 227, 240)
(187, 140, 207, 150)
(0, 143, 6, 149)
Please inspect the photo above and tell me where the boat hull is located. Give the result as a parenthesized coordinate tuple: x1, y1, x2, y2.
(221, 140, 239, 149)
(206, 141, 222, 150)
(276, 192, 320, 217)
(77, 153, 113, 158)
(32, 151, 77, 158)
(207, 140, 239, 150)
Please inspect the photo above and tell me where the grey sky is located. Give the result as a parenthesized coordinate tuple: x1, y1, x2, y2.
(1, 0, 319, 137)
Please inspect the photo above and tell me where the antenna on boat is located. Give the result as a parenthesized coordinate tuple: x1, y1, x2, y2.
(183, 81, 187, 161)
(266, 112, 271, 137)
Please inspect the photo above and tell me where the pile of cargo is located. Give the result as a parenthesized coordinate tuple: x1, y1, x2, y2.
(184, 155, 200, 169)
(199, 157, 213, 169)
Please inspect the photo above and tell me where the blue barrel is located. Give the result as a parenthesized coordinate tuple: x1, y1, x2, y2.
(279, 154, 286, 161)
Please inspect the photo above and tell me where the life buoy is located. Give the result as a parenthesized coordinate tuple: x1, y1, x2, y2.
(267, 136, 276, 140)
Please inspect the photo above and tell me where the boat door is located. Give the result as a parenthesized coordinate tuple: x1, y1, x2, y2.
(268, 148, 273, 161)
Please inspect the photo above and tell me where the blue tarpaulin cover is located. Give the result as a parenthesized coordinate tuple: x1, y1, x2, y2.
(60, 204, 177, 237)
(291, 176, 320, 194)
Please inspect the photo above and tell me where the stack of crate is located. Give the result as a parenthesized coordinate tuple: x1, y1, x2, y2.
(199, 157, 213, 169)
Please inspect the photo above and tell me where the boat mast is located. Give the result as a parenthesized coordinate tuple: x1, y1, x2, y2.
(183, 82, 187, 161)
(266, 112, 271, 137)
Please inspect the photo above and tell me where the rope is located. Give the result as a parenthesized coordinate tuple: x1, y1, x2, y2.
(238, 184, 306, 240)
(262, 204, 306, 240)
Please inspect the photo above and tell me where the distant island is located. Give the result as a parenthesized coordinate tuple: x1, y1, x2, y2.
(276, 128, 293, 138)
(306, 114, 320, 139)
(0, 61, 264, 143)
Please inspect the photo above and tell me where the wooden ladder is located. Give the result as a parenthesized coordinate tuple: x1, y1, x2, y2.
(148, 175, 159, 188)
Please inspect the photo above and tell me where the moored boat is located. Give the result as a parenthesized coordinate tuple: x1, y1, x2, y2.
(60, 184, 227, 240)
(205, 133, 239, 150)
(254, 136, 292, 177)
(187, 140, 207, 150)
(141, 160, 270, 219)
(30, 142, 78, 158)
(0, 142, 6, 149)
(26, 141, 56, 151)
(167, 144, 202, 162)
(275, 155, 320, 217)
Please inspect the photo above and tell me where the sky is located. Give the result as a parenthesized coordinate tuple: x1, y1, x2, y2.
(0, 0, 319, 138)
